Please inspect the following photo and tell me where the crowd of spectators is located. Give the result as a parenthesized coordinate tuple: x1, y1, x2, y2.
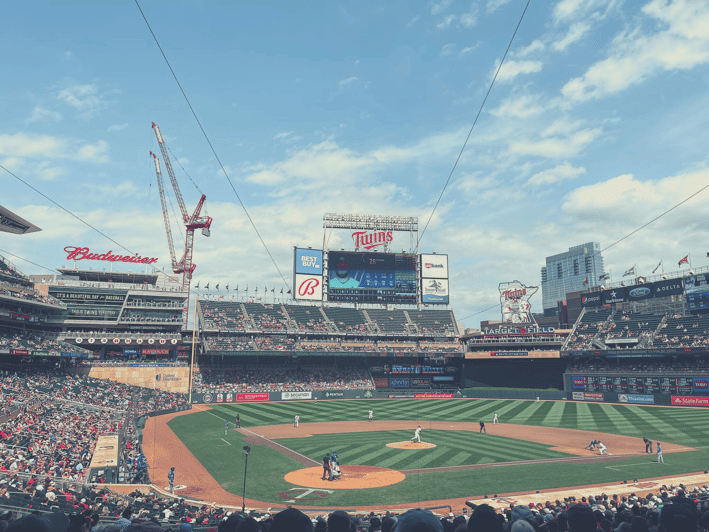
(0, 476, 707, 532)
(0, 327, 90, 356)
(195, 364, 374, 393)
(567, 360, 709, 373)
(0, 281, 63, 307)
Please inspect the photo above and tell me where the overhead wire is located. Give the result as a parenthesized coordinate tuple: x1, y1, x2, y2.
(0, 164, 137, 256)
(418, 0, 532, 246)
(134, 0, 291, 293)
(0, 248, 60, 275)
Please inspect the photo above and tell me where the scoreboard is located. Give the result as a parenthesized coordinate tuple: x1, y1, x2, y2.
(327, 251, 417, 304)
(573, 375, 698, 394)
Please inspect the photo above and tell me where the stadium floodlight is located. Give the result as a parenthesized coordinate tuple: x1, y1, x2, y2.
(242, 446, 251, 513)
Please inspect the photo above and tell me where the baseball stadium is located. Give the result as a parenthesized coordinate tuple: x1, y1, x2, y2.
(3, 201, 709, 531)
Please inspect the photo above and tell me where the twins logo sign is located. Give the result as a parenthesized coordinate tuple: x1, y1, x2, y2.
(295, 274, 322, 301)
(499, 280, 538, 324)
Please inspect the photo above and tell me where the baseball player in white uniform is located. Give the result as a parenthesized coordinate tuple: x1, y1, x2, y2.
(598, 441, 608, 455)
(368, 410, 373, 422)
(493, 413, 498, 424)
(294, 414, 299, 427)
(411, 426, 422, 443)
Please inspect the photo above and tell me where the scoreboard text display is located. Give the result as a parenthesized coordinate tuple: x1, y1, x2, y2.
(327, 251, 417, 304)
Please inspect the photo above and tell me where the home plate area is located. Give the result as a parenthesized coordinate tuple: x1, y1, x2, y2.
(284, 465, 405, 489)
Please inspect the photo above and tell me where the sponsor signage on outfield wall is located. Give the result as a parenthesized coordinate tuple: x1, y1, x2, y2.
(141, 348, 170, 355)
(572, 392, 584, 400)
(325, 392, 345, 398)
(618, 394, 655, 404)
(491, 351, 528, 357)
(411, 378, 431, 387)
(693, 378, 709, 392)
(373, 378, 389, 388)
(282, 391, 312, 400)
(10, 349, 29, 356)
(572, 377, 585, 389)
(584, 392, 603, 401)
(432, 376, 455, 382)
(415, 394, 454, 399)
(389, 378, 411, 387)
(672, 396, 709, 407)
(580, 293, 602, 307)
(237, 393, 269, 402)
(216, 394, 224, 403)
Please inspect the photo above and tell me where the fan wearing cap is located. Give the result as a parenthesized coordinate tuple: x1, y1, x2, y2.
(168, 467, 175, 493)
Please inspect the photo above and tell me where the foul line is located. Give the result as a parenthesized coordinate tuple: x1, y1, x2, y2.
(195, 406, 319, 466)
(606, 462, 660, 470)
(221, 438, 232, 446)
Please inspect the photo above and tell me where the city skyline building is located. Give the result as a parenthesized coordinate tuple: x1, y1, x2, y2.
(541, 242, 605, 317)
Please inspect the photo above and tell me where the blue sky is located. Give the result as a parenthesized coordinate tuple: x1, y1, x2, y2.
(3, 0, 709, 328)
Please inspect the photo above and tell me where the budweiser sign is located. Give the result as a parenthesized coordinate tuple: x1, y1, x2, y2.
(352, 230, 393, 250)
(64, 246, 159, 265)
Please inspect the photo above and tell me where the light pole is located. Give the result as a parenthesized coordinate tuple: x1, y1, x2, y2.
(242, 446, 250, 514)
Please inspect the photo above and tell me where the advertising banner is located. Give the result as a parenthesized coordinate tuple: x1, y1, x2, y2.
(389, 378, 411, 387)
(10, 349, 29, 356)
(491, 351, 528, 357)
(373, 378, 389, 388)
(580, 292, 602, 307)
(216, 393, 224, 403)
(123, 349, 139, 355)
(422, 278, 449, 304)
(415, 394, 454, 399)
(420, 254, 448, 279)
(294, 274, 323, 301)
(583, 392, 603, 402)
(411, 378, 431, 387)
(236, 393, 269, 402)
(626, 285, 653, 301)
(653, 278, 684, 297)
(618, 394, 655, 404)
(602, 287, 627, 305)
(294, 248, 324, 275)
(324, 391, 345, 398)
(572, 392, 584, 400)
(672, 396, 709, 407)
(499, 281, 538, 323)
(693, 378, 709, 392)
(281, 391, 312, 400)
(226, 393, 234, 403)
(572, 376, 585, 389)
(432, 376, 454, 382)
(141, 348, 170, 355)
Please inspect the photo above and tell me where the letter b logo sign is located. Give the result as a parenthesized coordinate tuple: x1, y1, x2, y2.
(299, 278, 320, 296)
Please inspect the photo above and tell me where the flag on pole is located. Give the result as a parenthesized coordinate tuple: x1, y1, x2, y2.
(216, 283, 220, 290)
(280, 288, 283, 294)
(205, 282, 210, 290)
(599, 273, 610, 281)
(652, 260, 662, 274)
(623, 266, 635, 277)
(226, 284, 229, 291)
(679, 255, 689, 267)
(583, 276, 588, 286)
(195, 281, 200, 289)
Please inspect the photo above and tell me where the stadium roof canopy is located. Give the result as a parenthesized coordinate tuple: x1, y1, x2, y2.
(0, 205, 41, 234)
(57, 267, 159, 285)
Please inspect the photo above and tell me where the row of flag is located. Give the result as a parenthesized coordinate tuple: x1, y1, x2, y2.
(193, 281, 291, 295)
(582, 255, 692, 286)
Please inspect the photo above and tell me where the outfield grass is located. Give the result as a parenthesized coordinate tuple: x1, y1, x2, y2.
(166, 399, 709, 507)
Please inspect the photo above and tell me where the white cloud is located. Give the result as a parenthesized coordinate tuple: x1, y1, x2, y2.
(437, 15, 456, 29)
(491, 91, 548, 118)
(338, 76, 359, 89)
(461, 41, 481, 55)
(552, 0, 604, 24)
(274, 131, 303, 143)
(35, 161, 66, 181)
(492, 59, 544, 83)
(515, 40, 545, 57)
(441, 43, 456, 56)
(561, 0, 709, 102)
(62, 51, 73, 61)
(527, 162, 586, 185)
(56, 83, 106, 120)
(460, 6, 478, 28)
(0, 133, 108, 163)
(509, 127, 601, 158)
(486, 0, 512, 14)
(430, 0, 452, 15)
(552, 22, 591, 52)
(107, 123, 128, 132)
(25, 106, 62, 124)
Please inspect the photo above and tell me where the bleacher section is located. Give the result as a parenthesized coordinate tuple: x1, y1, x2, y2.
(243, 302, 288, 331)
(200, 300, 250, 330)
(566, 307, 613, 350)
(321, 306, 370, 334)
(407, 309, 458, 336)
(284, 304, 330, 333)
(366, 308, 410, 335)
(654, 314, 709, 348)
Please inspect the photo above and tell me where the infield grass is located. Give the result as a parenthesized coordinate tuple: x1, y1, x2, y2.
(166, 399, 709, 506)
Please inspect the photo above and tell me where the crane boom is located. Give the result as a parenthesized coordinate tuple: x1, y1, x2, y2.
(150, 152, 179, 271)
(152, 122, 188, 222)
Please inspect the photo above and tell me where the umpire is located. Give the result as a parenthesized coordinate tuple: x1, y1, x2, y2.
(643, 437, 653, 453)
(322, 453, 331, 481)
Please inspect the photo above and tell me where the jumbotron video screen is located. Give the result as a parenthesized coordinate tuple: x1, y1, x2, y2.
(327, 251, 417, 303)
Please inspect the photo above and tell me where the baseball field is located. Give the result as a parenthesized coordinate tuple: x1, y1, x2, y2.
(149, 398, 709, 508)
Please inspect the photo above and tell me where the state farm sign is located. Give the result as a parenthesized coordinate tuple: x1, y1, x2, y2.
(64, 246, 159, 265)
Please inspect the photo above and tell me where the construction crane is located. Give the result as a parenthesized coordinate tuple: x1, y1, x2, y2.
(151, 122, 212, 327)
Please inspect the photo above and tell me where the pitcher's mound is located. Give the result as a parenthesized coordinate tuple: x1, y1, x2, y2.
(387, 441, 437, 449)
(285, 465, 405, 489)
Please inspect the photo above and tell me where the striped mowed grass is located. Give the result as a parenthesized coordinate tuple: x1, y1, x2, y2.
(167, 399, 709, 506)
